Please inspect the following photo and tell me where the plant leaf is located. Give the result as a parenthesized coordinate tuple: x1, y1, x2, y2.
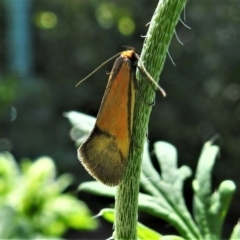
(64, 111, 95, 145)
(230, 221, 240, 240)
(192, 141, 220, 239)
(79, 181, 116, 197)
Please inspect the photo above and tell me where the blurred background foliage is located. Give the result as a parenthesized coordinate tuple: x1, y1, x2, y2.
(0, 0, 240, 238)
(0, 152, 97, 239)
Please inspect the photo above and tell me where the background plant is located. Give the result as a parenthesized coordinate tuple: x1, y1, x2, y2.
(67, 111, 237, 240)
(0, 152, 97, 239)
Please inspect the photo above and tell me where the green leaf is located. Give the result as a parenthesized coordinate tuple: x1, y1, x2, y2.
(192, 141, 220, 239)
(140, 142, 201, 240)
(230, 221, 240, 240)
(79, 181, 116, 197)
(208, 180, 236, 238)
(0, 152, 20, 196)
(64, 111, 95, 145)
(0, 152, 97, 238)
(154, 141, 178, 184)
(97, 208, 161, 240)
(97, 208, 115, 222)
(160, 236, 185, 240)
(193, 142, 219, 200)
(42, 195, 97, 234)
(64, 111, 95, 130)
(137, 222, 161, 240)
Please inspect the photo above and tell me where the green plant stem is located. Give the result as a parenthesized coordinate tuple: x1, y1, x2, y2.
(114, 1, 187, 239)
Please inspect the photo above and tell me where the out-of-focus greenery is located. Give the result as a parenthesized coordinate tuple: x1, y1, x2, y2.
(0, 152, 97, 239)
(0, 76, 18, 118)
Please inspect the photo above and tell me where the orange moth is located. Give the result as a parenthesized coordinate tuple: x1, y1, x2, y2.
(77, 49, 165, 186)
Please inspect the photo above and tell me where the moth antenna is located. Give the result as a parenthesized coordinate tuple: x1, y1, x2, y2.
(75, 52, 121, 87)
(134, 53, 166, 97)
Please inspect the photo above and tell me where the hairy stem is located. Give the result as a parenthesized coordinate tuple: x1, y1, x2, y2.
(114, 1, 187, 239)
